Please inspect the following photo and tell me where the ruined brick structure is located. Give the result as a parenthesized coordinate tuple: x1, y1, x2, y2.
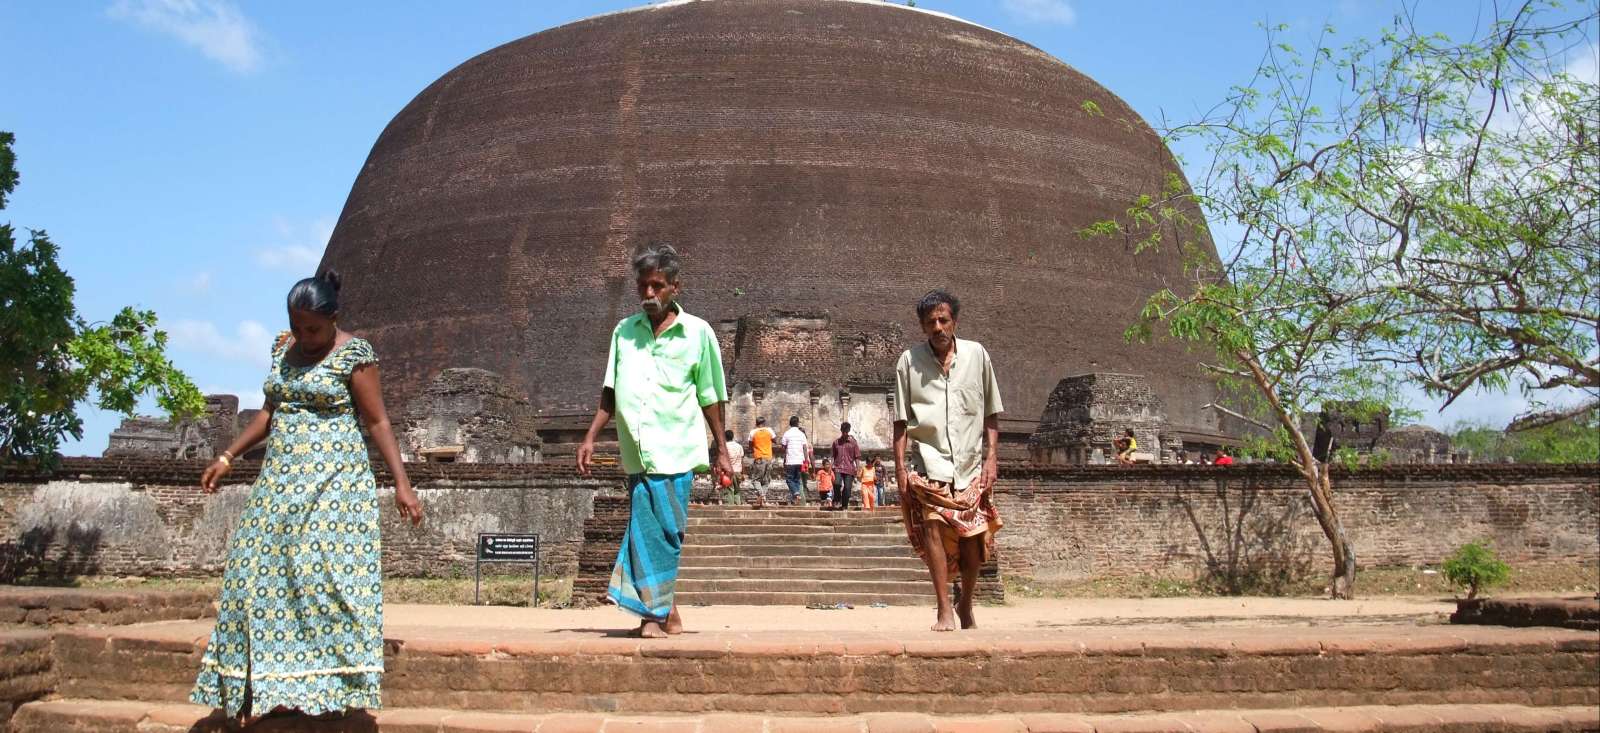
(399, 368, 542, 463)
(1375, 424, 1456, 464)
(317, 0, 1230, 451)
(1029, 373, 1184, 464)
(717, 313, 902, 450)
(104, 395, 243, 461)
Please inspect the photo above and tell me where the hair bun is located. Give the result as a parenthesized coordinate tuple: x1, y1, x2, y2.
(318, 268, 343, 294)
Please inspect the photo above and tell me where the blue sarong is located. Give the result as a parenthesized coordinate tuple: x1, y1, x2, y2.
(608, 471, 693, 621)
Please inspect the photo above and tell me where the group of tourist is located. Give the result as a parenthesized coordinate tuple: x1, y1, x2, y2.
(1115, 428, 1236, 466)
(723, 417, 893, 510)
(189, 243, 1004, 724)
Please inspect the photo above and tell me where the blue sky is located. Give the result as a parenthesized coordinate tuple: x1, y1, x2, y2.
(1, 0, 1591, 454)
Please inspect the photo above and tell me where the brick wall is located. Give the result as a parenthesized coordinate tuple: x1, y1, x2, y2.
(992, 464, 1598, 585)
(3, 459, 1594, 593)
(0, 458, 624, 583)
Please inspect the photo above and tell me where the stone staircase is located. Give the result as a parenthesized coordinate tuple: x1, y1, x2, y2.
(676, 507, 933, 607)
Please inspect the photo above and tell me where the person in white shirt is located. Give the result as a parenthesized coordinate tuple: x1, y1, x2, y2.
(722, 429, 745, 504)
(780, 415, 811, 505)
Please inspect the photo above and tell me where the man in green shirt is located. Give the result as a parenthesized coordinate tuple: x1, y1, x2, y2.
(893, 289, 1004, 632)
(578, 243, 732, 638)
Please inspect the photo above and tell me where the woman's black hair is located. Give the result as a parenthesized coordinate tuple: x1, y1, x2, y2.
(286, 269, 342, 316)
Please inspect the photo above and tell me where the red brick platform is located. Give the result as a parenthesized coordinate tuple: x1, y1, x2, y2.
(5, 600, 1598, 732)
(10, 699, 1600, 732)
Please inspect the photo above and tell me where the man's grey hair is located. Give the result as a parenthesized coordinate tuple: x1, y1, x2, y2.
(632, 242, 682, 282)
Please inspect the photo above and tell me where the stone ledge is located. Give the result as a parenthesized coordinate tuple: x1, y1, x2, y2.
(47, 622, 1600, 715)
(10, 700, 1600, 732)
(0, 586, 215, 627)
(1453, 596, 1600, 631)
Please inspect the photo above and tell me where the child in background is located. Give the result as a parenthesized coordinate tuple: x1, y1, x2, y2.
(815, 459, 835, 508)
(859, 458, 877, 510)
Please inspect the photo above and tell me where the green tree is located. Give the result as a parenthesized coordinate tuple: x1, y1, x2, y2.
(1084, 2, 1598, 598)
(0, 132, 205, 466)
(1449, 414, 1600, 464)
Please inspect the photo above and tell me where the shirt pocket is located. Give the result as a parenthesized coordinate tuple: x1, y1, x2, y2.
(954, 385, 983, 417)
(651, 339, 697, 392)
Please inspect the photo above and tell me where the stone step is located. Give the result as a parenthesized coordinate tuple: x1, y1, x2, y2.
(48, 623, 1599, 716)
(679, 554, 928, 570)
(689, 508, 899, 519)
(678, 566, 929, 582)
(16, 699, 1599, 733)
(681, 518, 902, 528)
(681, 543, 916, 558)
(679, 590, 933, 606)
(687, 532, 908, 547)
(676, 578, 931, 595)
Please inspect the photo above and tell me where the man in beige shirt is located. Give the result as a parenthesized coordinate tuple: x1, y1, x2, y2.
(893, 289, 1004, 632)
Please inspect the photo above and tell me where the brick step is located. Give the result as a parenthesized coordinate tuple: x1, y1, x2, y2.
(687, 532, 908, 546)
(681, 543, 916, 558)
(678, 566, 929, 582)
(679, 590, 932, 606)
(0, 587, 216, 627)
(13, 699, 1600, 733)
(678, 554, 929, 570)
(676, 578, 931, 595)
(689, 508, 899, 519)
(47, 624, 1600, 716)
(686, 517, 902, 530)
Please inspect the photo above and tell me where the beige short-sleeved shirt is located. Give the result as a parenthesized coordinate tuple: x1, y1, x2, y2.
(894, 338, 1003, 488)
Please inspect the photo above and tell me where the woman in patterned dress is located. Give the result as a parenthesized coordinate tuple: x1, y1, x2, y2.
(192, 271, 424, 725)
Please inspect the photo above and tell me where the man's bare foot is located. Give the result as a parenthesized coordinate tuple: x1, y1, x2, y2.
(957, 601, 977, 629)
(638, 620, 669, 638)
(931, 611, 957, 632)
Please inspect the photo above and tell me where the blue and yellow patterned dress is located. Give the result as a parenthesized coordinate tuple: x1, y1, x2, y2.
(191, 334, 385, 717)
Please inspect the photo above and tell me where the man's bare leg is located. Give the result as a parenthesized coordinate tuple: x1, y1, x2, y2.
(664, 604, 683, 635)
(956, 536, 982, 629)
(922, 524, 956, 631)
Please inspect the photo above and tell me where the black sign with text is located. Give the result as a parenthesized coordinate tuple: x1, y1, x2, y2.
(477, 533, 539, 562)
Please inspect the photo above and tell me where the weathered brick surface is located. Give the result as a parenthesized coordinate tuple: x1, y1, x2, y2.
(990, 463, 1598, 583)
(0, 458, 625, 583)
(0, 630, 54, 731)
(317, 0, 1231, 447)
(0, 586, 214, 626)
(44, 624, 1600, 716)
(1453, 596, 1600, 631)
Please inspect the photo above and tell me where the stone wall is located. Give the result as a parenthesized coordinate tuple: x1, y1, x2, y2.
(0, 458, 624, 584)
(1, 459, 1593, 594)
(992, 464, 1598, 587)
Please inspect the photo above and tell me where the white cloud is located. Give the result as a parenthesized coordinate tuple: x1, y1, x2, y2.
(1563, 42, 1598, 85)
(185, 270, 213, 295)
(1001, 0, 1076, 26)
(108, 0, 265, 74)
(253, 217, 334, 273)
(169, 319, 275, 367)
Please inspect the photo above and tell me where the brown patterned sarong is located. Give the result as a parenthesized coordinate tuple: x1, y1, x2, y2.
(899, 472, 1002, 574)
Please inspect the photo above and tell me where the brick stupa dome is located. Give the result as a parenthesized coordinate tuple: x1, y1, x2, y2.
(321, 0, 1225, 442)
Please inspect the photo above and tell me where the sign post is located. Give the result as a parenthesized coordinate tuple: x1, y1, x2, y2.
(475, 532, 540, 606)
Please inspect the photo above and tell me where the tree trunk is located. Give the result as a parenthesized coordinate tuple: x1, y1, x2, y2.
(1306, 462, 1356, 599)
(1235, 348, 1358, 599)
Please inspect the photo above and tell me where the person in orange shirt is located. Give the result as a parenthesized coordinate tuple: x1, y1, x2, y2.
(747, 417, 777, 495)
(815, 459, 835, 507)
(859, 459, 878, 510)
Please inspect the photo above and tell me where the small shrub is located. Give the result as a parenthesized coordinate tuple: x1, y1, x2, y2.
(1442, 542, 1511, 599)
